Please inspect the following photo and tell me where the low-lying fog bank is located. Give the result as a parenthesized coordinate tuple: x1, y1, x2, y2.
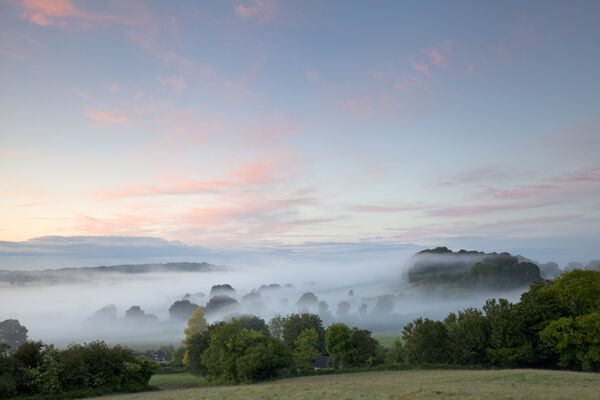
(0, 248, 535, 347)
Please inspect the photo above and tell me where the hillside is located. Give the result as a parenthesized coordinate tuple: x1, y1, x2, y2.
(101, 369, 600, 400)
(0, 262, 222, 286)
(407, 247, 542, 291)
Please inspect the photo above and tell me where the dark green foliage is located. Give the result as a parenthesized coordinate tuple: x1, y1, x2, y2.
(408, 248, 542, 291)
(399, 270, 600, 372)
(293, 328, 320, 371)
(385, 339, 405, 364)
(350, 328, 379, 367)
(282, 313, 325, 352)
(516, 280, 570, 367)
(550, 269, 600, 316)
(325, 323, 382, 368)
(234, 315, 268, 332)
(0, 340, 157, 398)
(540, 312, 600, 371)
(202, 322, 291, 383)
(444, 308, 488, 365)
(482, 298, 532, 367)
(183, 330, 211, 375)
(402, 318, 449, 364)
(325, 323, 353, 368)
(268, 314, 285, 339)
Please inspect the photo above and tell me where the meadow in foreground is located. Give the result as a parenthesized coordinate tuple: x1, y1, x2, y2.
(103, 369, 600, 400)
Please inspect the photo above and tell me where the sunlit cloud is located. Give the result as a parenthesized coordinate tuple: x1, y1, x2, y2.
(85, 109, 129, 125)
(233, 0, 277, 23)
(159, 76, 185, 92)
(411, 61, 430, 76)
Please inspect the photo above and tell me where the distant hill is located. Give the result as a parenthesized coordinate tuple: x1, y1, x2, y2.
(407, 247, 542, 291)
(0, 262, 222, 286)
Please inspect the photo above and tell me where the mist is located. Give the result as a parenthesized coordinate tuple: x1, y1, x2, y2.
(0, 246, 533, 348)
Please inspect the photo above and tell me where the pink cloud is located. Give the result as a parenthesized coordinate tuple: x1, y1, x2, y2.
(300, 69, 320, 84)
(0, 149, 21, 157)
(421, 48, 445, 67)
(85, 109, 129, 125)
(224, 57, 265, 97)
(159, 76, 185, 92)
(411, 62, 430, 76)
(367, 70, 384, 80)
(440, 164, 506, 186)
(19, 0, 142, 28)
(234, 0, 277, 23)
(340, 96, 375, 118)
(427, 202, 543, 218)
(354, 204, 427, 213)
(393, 76, 424, 91)
(91, 158, 285, 200)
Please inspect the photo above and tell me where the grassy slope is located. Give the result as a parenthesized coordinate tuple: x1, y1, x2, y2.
(149, 373, 206, 390)
(100, 369, 600, 400)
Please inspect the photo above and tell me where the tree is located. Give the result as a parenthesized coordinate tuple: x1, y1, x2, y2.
(282, 314, 325, 352)
(203, 295, 240, 315)
(268, 314, 285, 339)
(350, 328, 378, 367)
(234, 315, 267, 332)
(325, 323, 353, 368)
(209, 284, 236, 296)
(444, 308, 488, 365)
(402, 318, 449, 365)
(169, 300, 200, 321)
(336, 301, 350, 317)
(184, 307, 207, 337)
(386, 338, 405, 364)
(182, 307, 208, 373)
(297, 292, 319, 312)
(293, 328, 320, 371)
(124, 306, 158, 323)
(201, 322, 291, 383)
(540, 312, 600, 371)
(516, 280, 570, 367)
(482, 298, 530, 367)
(0, 320, 27, 350)
(373, 295, 394, 315)
(551, 269, 600, 316)
(183, 330, 211, 375)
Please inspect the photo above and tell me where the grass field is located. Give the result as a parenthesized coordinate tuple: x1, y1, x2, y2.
(149, 373, 206, 390)
(100, 369, 600, 399)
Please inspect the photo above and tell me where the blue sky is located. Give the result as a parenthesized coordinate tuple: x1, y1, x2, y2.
(1, 0, 599, 267)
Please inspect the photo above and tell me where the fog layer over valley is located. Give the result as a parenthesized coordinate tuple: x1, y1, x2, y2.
(2, 246, 595, 347)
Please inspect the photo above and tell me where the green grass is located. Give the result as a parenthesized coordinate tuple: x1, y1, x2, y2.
(372, 332, 402, 347)
(100, 369, 600, 399)
(149, 373, 206, 390)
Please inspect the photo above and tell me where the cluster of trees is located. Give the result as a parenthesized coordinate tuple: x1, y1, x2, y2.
(0, 341, 157, 399)
(408, 248, 542, 290)
(401, 269, 600, 371)
(181, 310, 388, 383)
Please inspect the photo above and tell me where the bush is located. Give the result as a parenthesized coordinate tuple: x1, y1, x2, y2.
(202, 322, 292, 383)
(0, 340, 158, 399)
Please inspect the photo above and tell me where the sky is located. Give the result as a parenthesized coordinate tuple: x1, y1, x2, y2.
(1, 0, 599, 268)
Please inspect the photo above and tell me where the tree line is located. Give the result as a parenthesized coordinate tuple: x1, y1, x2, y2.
(401, 269, 600, 371)
(0, 341, 157, 399)
(180, 269, 600, 384)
